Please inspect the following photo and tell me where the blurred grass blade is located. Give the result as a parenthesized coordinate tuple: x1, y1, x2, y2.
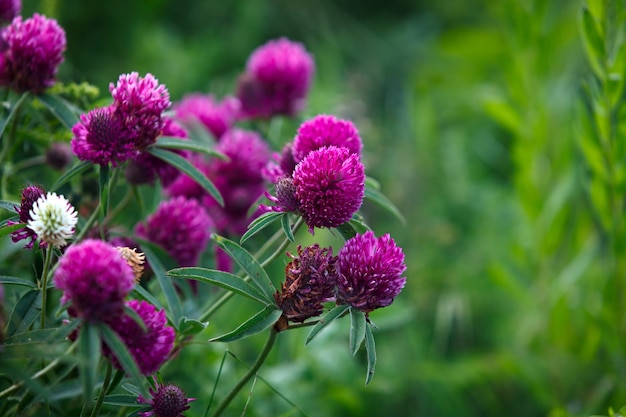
(98, 323, 149, 398)
(147, 147, 223, 206)
(209, 305, 281, 342)
(0, 92, 28, 140)
(168, 267, 268, 305)
(79, 322, 100, 406)
(580, 7, 605, 80)
(99, 164, 110, 221)
(155, 136, 226, 159)
(7, 289, 41, 337)
(349, 307, 366, 356)
(364, 323, 377, 385)
(102, 394, 146, 408)
(305, 304, 350, 345)
(0, 275, 37, 288)
(240, 212, 282, 245)
(212, 234, 277, 304)
(280, 213, 295, 242)
(51, 161, 91, 191)
(38, 92, 80, 129)
(364, 178, 405, 224)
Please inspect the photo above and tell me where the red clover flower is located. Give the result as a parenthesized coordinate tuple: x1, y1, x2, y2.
(292, 114, 363, 163)
(138, 382, 195, 417)
(9, 185, 45, 249)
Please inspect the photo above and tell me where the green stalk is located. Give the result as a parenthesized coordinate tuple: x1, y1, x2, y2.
(39, 246, 54, 329)
(89, 363, 113, 417)
(208, 328, 277, 417)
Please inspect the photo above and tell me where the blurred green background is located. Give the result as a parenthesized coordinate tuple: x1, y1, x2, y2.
(25, 0, 626, 416)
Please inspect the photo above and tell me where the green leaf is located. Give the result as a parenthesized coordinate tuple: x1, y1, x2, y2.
(0, 200, 18, 213)
(0, 92, 28, 139)
(335, 217, 371, 241)
(4, 321, 80, 345)
(349, 307, 366, 356)
(209, 305, 281, 342)
(131, 285, 164, 311)
(51, 160, 92, 191)
(139, 240, 182, 328)
(364, 323, 377, 385)
(99, 164, 111, 222)
(7, 289, 42, 337)
(0, 223, 25, 241)
(38, 92, 81, 129)
(364, 178, 405, 224)
(98, 323, 149, 398)
(102, 394, 146, 408)
(581, 7, 606, 80)
(240, 211, 283, 245)
(147, 147, 223, 206)
(155, 136, 227, 159)
(0, 276, 37, 288)
(281, 213, 295, 242)
(79, 322, 101, 406)
(168, 267, 268, 305)
(306, 304, 350, 345)
(178, 316, 209, 336)
(212, 234, 277, 304)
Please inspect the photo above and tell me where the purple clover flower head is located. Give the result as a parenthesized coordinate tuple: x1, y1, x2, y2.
(53, 239, 136, 321)
(275, 244, 338, 323)
(0, 13, 66, 93)
(237, 37, 314, 119)
(45, 142, 73, 170)
(0, 0, 20, 24)
(138, 382, 195, 417)
(337, 231, 407, 314)
(292, 115, 363, 163)
(71, 105, 137, 167)
(293, 145, 365, 232)
(106, 300, 175, 375)
(174, 93, 240, 139)
(125, 117, 189, 186)
(109, 72, 171, 151)
(135, 196, 213, 267)
(262, 176, 299, 214)
(213, 128, 270, 183)
(9, 184, 45, 248)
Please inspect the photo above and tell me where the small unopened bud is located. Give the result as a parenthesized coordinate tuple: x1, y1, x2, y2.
(275, 176, 299, 212)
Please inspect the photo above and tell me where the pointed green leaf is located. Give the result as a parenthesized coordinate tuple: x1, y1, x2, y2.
(0, 276, 37, 288)
(335, 217, 371, 241)
(0, 92, 28, 139)
(364, 179, 405, 224)
(349, 307, 366, 356)
(147, 147, 223, 206)
(51, 160, 92, 191)
(0, 223, 25, 241)
(240, 211, 283, 245)
(209, 305, 281, 342)
(212, 234, 276, 304)
(168, 267, 268, 305)
(131, 285, 164, 311)
(139, 240, 182, 327)
(7, 289, 41, 337)
(155, 136, 227, 159)
(178, 316, 209, 336)
(102, 394, 146, 408)
(305, 304, 350, 345)
(0, 200, 18, 213)
(581, 7, 605, 80)
(98, 323, 149, 398)
(79, 322, 101, 406)
(280, 213, 295, 242)
(364, 323, 377, 385)
(38, 92, 80, 129)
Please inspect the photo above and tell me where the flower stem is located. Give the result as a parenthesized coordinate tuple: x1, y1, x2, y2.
(89, 362, 113, 417)
(209, 328, 277, 417)
(260, 216, 303, 269)
(40, 246, 54, 329)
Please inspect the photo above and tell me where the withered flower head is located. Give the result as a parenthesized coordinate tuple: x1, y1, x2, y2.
(116, 246, 145, 283)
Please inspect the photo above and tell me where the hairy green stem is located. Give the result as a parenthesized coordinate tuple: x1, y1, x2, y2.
(209, 328, 277, 417)
(39, 247, 54, 329)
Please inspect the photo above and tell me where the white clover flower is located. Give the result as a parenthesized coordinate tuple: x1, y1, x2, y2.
(28, 192, 78, 248)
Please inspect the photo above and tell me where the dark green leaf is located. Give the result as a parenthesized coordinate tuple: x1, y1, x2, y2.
(0, 92, 28, 139)
(364, 323, 377, 385)
(240, 211, 283, 245)
(155, 136, 227, 159)
(335, 217, 371, 241)
(139, 240, 182, 327)
(38, 92, 80, 129)
(209, 305, 281, 342)
(305, 304, 350, 345)
(102, 394, 146, 408)
(0, 276, 36, 289)
(168, 267, 268, 305)
(0, 200, 18, 213)
(212, 234, 276, 304)
(98, 323, 149, 398)
(4, 320, 80, 345)
(178, 317, 209, 336)
(79, 322, 101, 406)
(7, 289, 41, 336)
(0, 223, 25, 241)
(99, 164, 110, 222)
(147, 147, 223, 206)
(281, 213, 295, 242)
(131, 285, 164, 311)
(364, 179, 405, 224)
(349, 307, 366, 356)
(51, 160, 92, 191)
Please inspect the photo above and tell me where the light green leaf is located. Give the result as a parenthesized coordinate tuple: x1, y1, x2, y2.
(364, 323, 377, 385)
(168, 267, 268, 305)
(38, 92, 81, 129)
(364, 177, 405, 224)
(306, 304, 350, 345)
(147, 147, 223, 206)
(349, 307, 366, 356)
(209, 305, 281, 342)
(178, 317, 209, 336)
(79, 322, 101, 406)
(581, 7, 606, 80)
(212, 234, 276, 304)
(155, 136, 227, 159)
(240, 211, 283, 245)
(281, 213, 295, 242)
